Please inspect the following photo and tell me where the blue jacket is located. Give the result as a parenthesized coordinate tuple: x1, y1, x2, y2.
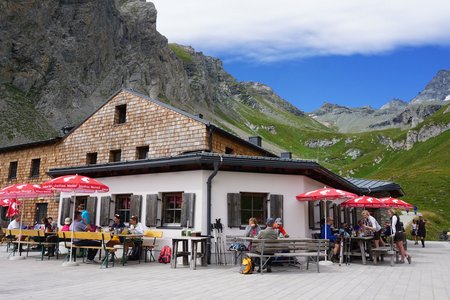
(321, 224, 336, 242)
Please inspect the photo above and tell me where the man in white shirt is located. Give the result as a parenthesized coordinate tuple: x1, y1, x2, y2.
(7, 214, 21, 229)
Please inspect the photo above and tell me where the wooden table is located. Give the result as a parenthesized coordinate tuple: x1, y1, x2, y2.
(111, 233, 144, 265)
(342, 236, 373, 265)
(171, 236, 208, 270)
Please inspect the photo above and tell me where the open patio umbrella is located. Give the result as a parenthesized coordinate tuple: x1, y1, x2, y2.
(379, 197, 414, 209)
(42, 174, 109, 266)
(0, 184, 53, 260)
(296, 187, 357, 264)
(340, 196, 386, 208)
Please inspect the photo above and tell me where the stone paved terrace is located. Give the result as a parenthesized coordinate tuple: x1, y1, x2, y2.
(0, 240, 449, 300)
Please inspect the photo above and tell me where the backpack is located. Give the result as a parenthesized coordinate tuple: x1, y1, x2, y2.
(158, 245, 172, 264)
(229, 243, 247, 252)
(240, 256, 253, 274)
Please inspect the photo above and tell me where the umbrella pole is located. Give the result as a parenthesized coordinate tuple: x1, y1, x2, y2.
(63, 192, 79, 267)
(320, 201, 333, 266)
(10, 200, 25, 260)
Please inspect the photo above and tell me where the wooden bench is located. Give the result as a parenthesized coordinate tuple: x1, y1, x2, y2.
(58, 231, 116, 268)
(371, 246, 400, 266)
(244, 238, 329, 274)
(5, 229, 59, 260)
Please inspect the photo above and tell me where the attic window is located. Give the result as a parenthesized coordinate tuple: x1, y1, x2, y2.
(114, 104, 127, 124)
(30, 158, 41, 178)
(136, 146, 149, 160)
(110, 150, 121, 162)
(86, 152, 98, 165)
(8, 161, 18, 180)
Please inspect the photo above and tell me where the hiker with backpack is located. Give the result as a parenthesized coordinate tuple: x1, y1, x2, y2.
(388, 209, 411, 264)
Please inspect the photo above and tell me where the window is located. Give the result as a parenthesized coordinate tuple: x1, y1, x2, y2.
(35, 203, 48, 224)
(240, 193, 267, 225)
(136, 146, 149, 160)
(115, 194, 131, 223)
(86, 152, 98, 165)
(162, 192, 183, 225)
(114, 104, 127, 124)
(30, 158, 41, 178)
(227, 193, 283, 228)
(109, 150, 121, 162)
(8, 161, 18, 180)
(225, 147, 234, 154)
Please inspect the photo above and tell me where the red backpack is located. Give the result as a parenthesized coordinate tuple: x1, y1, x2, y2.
(158, 246, 172, 264)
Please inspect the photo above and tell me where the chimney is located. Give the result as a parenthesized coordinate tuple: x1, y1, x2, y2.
(195, 113, 203, 119)
(280, 152, 292, 159)
(249, 136, 262, 147)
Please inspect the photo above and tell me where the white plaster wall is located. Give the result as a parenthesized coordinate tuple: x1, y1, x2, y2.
(210, 171, 326, 238)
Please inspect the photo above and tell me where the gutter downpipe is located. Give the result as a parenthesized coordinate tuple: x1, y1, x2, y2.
(206, 155, 222, 264)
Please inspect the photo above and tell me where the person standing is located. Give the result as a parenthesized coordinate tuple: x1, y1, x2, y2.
(413, 205, 418, 215)
(387, 209, 411, 264)
(417, 214, 428, 248)
(411, 219, 419, 245)
(361, 210, 385, 248)
(78, 204, 90, 226)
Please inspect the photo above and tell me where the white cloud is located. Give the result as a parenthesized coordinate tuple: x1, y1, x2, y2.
(149, 0, 450, 62)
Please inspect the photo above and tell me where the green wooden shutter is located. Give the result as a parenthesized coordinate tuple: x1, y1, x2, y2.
(227, 193, 241, 228)
(130, 195, 142, 220)
(269, 194, 283, 219)
(87, 196, 97, 225)
(59, 197, 72, 225)
(181, 193, 195, 228)
(145, 194, 159, 227)
(99, 196, 112, 226)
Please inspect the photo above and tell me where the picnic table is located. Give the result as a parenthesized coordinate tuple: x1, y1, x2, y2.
(342, 236, 373, 265)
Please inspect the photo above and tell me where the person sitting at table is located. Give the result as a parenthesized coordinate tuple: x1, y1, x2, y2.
(127, 215, 146, 260)
(70, 211, 100, 264)
(129, 215, 146, 234)
(255, 217, 278, 273)
(321, 217, 340, 262)
(243, 217, 261, 251)
(361, 210, 385, 248)
(61, 218, 71, 231)
(7, 214, 24, 252)
(106, 214, 126, 248)
(273, 218, 289, 238)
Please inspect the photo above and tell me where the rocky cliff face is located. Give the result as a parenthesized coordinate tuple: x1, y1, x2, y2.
(0, 0, 313, 148)
(310, 70, 450, 133)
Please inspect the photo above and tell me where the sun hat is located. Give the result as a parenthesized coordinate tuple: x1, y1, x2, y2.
(275, 218, 282, 225)
(64, 217, 72, 225)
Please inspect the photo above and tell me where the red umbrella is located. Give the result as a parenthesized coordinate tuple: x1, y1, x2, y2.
(42, 174, 109, 265)
(340, 196, 386, 208)
(0, 184, 53, 259)
(0, 198, 22, 207)
(1, 199, 22, 217)
(380, 197, 414, 209)
(296, 187, 357, 202)
(296, 187, 357, 264)
(42, 174, 109, 193)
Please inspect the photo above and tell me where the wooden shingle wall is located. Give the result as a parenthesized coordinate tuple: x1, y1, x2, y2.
(210, 130, 267, 156)
(57, 91, 209, 165)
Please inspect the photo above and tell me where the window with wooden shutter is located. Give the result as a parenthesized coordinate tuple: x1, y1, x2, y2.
(181, 193, 195, 228)
(87, 197, 97, 226)
(145, 194, 159, 227)
(227, 193, 241, 228)
(59, 197, 72, 225)
(162, 192, 183, 226)
(130, 195, 142, 220)
(100, 196, 112, 226)
(114, 194, 131, 222)
(269, 194, 283, 220)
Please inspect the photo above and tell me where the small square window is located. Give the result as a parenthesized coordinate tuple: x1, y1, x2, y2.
(8, 161, 18, 180)
(86, 152, 98, 165)
(30, 158, 41, 178)
(136, 146, 149, 160)
(109, 150, 121, 162)
(225, 147, 234, 154)
(114, 104, 127, 124)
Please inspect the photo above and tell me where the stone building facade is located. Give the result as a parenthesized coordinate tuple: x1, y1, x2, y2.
(0, 89, 273, 226)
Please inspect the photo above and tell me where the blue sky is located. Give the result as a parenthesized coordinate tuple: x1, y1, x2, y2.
(150, 0, 450, 112)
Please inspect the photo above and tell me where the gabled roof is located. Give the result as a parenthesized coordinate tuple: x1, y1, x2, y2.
(0, 88, 276, 156)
